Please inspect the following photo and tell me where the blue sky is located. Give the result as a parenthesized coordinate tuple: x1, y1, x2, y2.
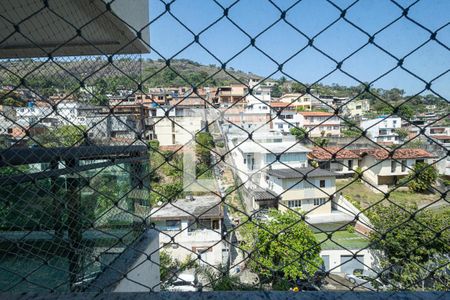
(146, 0, 449, 98)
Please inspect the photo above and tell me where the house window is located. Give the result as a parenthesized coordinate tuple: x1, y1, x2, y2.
(313, 198, 326, 206)
(401, 160, 407, 172)
(348, 160, 353, 170)
(391, 160, 396, 173)
(212, 219, 220, 230)
(165, 220, 181, 231)
(288, 200, 302, 208)
(199, 219, 212, 229)
(416, 159, 424, 165)
(319, 180, 326, 188)
(278, 123, 283, 129)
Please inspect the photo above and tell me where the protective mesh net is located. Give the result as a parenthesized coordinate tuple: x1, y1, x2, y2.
(0, 0, 449, 294)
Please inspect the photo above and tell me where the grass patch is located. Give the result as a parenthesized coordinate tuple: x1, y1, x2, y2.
(336, 179, 440, 209)
(315, 231, 369, 250)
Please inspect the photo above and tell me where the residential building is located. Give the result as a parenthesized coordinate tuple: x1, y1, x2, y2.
(342, 99, 370, 118)
(221, 102, 272, 133)
(360, 116, 402, 145)
(152, 97, 211, 146)
(353, 148, 435, 193)
(228, 135, 310, 190)
(278, 93, 312, 111)
(246, 79, 273, 104)
(298, 111, 341, 137)
(259, 167, 336, 214)
(308, 147, 360, 177)
(151, 196, 226, 266)
(215, 84, 247, 108)
(270, 102, 303, 133)
(0, 105, 16, 137)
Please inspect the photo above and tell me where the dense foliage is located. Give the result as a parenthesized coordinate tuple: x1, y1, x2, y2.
(369, 204, 449, 290)
(407, 162, 438, 193)
(32, 125, 86, 147)
(242, 210, 322, 286)
(195, 131, 215, 177)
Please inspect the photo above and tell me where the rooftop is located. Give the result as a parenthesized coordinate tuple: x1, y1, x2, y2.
(309, 147, 361, 160)
(150, 196, 223, 220)
(351, 148, 435, 160)
(298, 111, 335, 117)
(266, 167, 336, 179)
(253, 188, 279, 201)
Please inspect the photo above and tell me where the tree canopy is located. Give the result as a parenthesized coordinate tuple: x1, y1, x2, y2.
(369, 204, 449, 290)
(407, 162, 438, 193)
(242, 210, 322, 285)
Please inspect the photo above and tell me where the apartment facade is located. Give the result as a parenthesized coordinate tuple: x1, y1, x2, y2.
(260, 167, 337, 215)
(278, 93, 312, 111)
(360, 116, 402, 144)
(151, 196, 225, 266)
(298, 111, 341, 137)
(342, 99, 370, 118)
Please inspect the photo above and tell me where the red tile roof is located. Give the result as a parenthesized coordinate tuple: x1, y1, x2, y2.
(159, 144, 184, 152)
(432, 135, 450, 140)
(351, 148, 435, 160)
(309, 147, 361, 160)
(298, 111, 334, 117)
(269, 102, 293, 108)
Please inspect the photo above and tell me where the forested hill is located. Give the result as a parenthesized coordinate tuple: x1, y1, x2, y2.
(0, 58, 447, 112)
(0, 58, 261, 89)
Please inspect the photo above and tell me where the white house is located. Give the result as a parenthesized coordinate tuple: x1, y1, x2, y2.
(270, 102, 303, 133)
(360, 116, 402, 145)
(298, 111, 341, 137)
(228, 135, 310, 190)
(151, 196, 225, 267)
(246, 79, 272, 104)
(353, 148, 435, 193)
(308, 147, 361, 177)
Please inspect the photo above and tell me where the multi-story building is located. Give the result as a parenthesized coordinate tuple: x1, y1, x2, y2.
(270, 102, 303, 133)
(298, 111, 341, 137)
(215, 84, 247, 108)
(151, 196, 226, 266)
(152, 97, 213, 146)
(246, 79, 273, 104)
(342, 99, 370, 118)
(228, 134, 310, 190)
(278, 93, 312, 111)
(360, 116, 402, 145)
(259, 167, 337, 215)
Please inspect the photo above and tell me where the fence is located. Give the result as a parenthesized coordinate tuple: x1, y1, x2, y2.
(0, 0, 449, 296)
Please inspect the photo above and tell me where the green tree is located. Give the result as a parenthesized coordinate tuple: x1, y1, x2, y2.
(369, 205, 449, 290)
(397, 104, 414, 119)
(242, 210, 322, 285)
(394, 128, 409, 141)
(291, 82, 306, 94)
(196, 265, 256, 291)
(290, 127, 307, 141)
(313, 137, 329, 147)
(407, 162, 438, 193)
(195, 131, 214, 173)
(33, 125, 86, 147)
